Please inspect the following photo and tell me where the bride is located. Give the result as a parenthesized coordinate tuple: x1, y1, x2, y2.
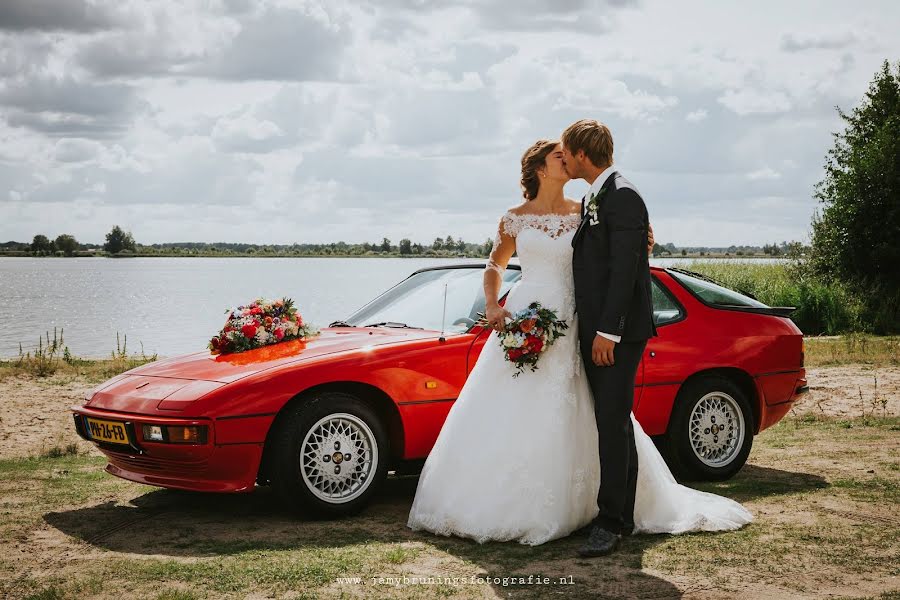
(406, 139, 753, 548)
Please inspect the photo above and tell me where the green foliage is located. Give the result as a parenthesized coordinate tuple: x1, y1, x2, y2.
(683, 262, 865, 335)
(40, 444, 80, 459)
(104, 225, 136, 254)
(809, 60, 900, 333)
(30, 234, 54, 255)
(15, 328, 68, 377)
(53, 234, 79, 256)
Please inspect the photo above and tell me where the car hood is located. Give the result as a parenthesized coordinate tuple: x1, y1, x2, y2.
(121, 327, 439, 384)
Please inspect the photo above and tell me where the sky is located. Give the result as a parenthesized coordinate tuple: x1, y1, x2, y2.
(0, 0, 898, 247)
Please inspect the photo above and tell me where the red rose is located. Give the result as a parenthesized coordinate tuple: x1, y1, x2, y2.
(531, 338, 544, 353)
(274, 328, 284, 340)
(296, 314, 304, 326)
(241, 323, 258, 338)
(508, 348, 523, 360)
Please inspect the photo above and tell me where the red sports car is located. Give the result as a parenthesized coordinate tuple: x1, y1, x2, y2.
(72, 264, 808, 516)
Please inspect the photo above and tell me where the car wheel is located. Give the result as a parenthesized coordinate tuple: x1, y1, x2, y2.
(269, 392, 389, 517)
(662, 376, 753, 481)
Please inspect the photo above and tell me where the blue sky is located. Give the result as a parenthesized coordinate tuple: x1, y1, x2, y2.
(1, 0, 898, 246)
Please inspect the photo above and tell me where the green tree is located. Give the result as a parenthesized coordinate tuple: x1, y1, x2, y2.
(651, 243, 662, 257)
(54, 234, 79, 256)
(809, 60, 900, 332)
(104, 225, 136, 254)
(432, 237, 444, 251)
(399, 238, 412, 254)
(30, 234, 53, 255)
(380, 237, 392, 253)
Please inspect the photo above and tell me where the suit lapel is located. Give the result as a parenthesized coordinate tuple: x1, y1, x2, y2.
(571, 171, 617, 247)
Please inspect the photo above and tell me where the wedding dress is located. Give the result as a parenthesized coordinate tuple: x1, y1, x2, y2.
(406, 210, 753, 545)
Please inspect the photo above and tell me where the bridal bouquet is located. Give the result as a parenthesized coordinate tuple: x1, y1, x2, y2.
(208, 297, 318, 355)
(479, 301, 568, 378)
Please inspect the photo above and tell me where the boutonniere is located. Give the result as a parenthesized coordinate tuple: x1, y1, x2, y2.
(585, 187, 607, 225)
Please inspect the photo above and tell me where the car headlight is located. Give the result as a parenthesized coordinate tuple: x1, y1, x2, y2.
(141, 424, 208, 444)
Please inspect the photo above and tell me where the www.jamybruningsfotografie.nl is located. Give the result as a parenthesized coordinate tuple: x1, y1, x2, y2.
(333, 573, 577, 588)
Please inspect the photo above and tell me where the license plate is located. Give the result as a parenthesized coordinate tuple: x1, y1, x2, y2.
(85, 417, 129, 445)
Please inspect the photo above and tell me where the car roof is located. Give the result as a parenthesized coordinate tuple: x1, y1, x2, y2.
(411, 263, 666, 275)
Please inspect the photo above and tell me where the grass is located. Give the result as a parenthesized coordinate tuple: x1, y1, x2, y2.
(0, 330, 157, 383)
(0, 414, 897, 599)
(805, 334, 899, 366)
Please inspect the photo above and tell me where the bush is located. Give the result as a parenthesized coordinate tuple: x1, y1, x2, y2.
(682, 261, 865, 335)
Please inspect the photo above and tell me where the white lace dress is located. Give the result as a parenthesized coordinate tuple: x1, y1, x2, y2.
(406, 210, 753, 545)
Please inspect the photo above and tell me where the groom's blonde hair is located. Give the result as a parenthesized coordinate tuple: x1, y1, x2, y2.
(562, 119, 613, 168)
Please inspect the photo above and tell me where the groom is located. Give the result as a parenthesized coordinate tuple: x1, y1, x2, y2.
(562, 119, 657, 557)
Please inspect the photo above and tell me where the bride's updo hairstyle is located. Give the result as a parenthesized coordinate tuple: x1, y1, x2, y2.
(520, 139, 558, 201)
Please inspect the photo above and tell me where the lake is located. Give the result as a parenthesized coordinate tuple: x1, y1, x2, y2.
(0, 257, 788, 359)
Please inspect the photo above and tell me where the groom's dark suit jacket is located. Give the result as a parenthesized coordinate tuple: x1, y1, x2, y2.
(571, 171, 657, 342)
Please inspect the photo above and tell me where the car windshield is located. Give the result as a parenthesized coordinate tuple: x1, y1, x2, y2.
(346, 267, 522, 333)
(669, 270, 768, 308)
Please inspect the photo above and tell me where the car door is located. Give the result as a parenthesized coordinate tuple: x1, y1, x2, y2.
(634, 274, 689, 436)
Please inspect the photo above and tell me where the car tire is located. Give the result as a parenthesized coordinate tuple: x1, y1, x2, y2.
(269, 392, 389, 518)
(661, 375, 754, 481)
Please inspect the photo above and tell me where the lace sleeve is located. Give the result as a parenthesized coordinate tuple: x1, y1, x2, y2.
(485, 212, 516, 275)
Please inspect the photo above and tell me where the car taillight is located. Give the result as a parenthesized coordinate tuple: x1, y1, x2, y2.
(141, 424, 208, 444)
(800, 338, 805, 367)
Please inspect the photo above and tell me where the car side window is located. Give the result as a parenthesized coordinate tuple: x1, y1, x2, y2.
(652, 276, 684, 326)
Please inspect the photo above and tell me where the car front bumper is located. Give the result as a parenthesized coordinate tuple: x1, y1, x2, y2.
(72, 405, 262, 493)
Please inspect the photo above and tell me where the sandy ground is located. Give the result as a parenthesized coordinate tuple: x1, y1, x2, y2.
(0, 365, 897, 460)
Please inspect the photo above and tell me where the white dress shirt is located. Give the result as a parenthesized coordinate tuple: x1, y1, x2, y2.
(587, 163, 617, 203)
(584, 164, 622, 344)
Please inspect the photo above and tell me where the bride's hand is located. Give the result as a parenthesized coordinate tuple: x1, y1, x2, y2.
(485, 304, 512, 332)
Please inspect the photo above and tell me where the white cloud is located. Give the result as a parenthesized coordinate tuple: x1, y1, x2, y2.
(685, 109, 708, 122)
(0, 0, 899, 246)
(718, 89, 792, 116)
(781, 30, 858, 52)
(211, 112, 287, 153)
(746, 167, 781, 181)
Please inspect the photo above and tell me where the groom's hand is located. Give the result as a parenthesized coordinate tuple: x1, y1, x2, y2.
(647, 223, 655, 255)
(592, 334, 616, 366)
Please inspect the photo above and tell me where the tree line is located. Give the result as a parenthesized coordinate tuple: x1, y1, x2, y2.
(7, 226, 136, 256)
(2, 228, 496, 258)
(5, 230, 806, 259)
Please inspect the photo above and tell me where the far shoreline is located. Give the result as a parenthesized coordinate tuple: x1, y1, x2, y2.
(0, 253, 791, 260)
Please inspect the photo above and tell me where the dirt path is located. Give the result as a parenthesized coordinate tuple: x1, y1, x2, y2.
(1, 365, 897, 460)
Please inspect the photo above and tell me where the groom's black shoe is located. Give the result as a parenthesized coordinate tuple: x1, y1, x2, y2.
(576, 525, 621, 558)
